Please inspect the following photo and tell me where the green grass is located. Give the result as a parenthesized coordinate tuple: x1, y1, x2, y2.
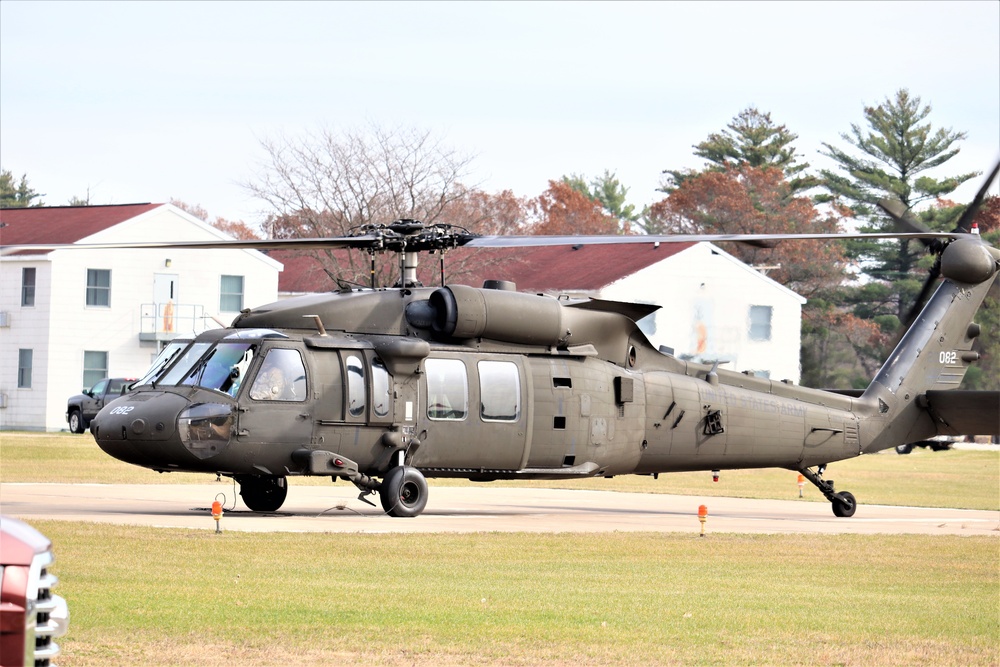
(38, 521, 998, 667)
(2, 432, 998, 510)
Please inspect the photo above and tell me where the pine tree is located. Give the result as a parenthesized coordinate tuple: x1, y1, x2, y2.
(819, 89, 978, 328)
(0, 169, 44, 207)
(661, 107, 818, 195)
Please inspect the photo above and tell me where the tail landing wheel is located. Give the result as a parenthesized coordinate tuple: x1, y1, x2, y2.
(798, 466, 857, 518)
(832, 490, 857, 518)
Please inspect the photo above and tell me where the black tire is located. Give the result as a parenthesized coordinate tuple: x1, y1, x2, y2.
(236, 475, 288, 512)
(895, 444, 912, 455)
(68, 410, 85, 434)
(832, 491, 857, 518)
(380, 466, 428, 518)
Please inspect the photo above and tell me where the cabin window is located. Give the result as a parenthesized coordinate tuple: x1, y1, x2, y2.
(749, 305, 772, 341)
(478, 360, 520, 422)
(345, 354, 367, 416)
(86, 269, 111, 307)
(372, 357, 391, 418)
(21, 268, 35, 307)
(425, 358, 468, 421)
(17, 349, 32, 388)
(83, 350, 109, 390)
(249, 348, 307, 402)
(220, 275, 244, 312)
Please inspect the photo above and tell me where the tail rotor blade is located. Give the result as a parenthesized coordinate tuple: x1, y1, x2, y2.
(953, 161, 1000, 233)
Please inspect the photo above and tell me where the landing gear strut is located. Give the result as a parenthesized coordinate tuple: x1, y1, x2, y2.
(797, 465, 857, 518)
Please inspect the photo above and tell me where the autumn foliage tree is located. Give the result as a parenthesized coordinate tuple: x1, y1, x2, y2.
(528, 180, 623, 236)
(648, 165, 846, 298)
(649, 164, 888, 386)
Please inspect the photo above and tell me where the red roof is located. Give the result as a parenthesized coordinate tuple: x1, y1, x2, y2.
(0, 203, 162, 254)
(270, 242, 695, 294)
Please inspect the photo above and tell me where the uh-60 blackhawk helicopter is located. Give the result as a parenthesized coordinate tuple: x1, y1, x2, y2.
(5, 166, 999, 518)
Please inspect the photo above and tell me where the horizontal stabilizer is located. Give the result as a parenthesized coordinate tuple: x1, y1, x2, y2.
(921, 390, 1000, 436)
(565, 298, 660, 322)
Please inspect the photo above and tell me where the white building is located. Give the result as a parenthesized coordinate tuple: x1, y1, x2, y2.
(0, 203, 282, 431)
(269, 241, 806, 382)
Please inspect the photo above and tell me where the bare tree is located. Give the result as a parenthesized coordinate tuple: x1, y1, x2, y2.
(244, 123, 482, 287)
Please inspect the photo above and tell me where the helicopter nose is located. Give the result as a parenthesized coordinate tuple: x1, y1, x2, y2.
(91, 391, 189, 466)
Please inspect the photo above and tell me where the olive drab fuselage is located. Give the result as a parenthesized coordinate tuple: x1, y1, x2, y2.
(93, 283, 879, 483)
(92, 232, 998, 518)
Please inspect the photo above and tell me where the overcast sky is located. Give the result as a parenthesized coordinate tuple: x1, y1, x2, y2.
(2, 1, 998, 227)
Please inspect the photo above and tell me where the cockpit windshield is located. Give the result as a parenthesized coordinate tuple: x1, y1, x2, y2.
(136, 330, 291, 397)
(150, 341, 256, 397)
(135, 340, 190, 387)
(180, 343, 256, 397)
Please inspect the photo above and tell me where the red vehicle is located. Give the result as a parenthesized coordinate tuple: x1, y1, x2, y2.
(0, 516, 69, 667)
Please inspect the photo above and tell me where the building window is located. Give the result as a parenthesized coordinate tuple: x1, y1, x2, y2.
(749, 305, 773, 341)
(86, 269, 111, 307)
(426, 358, 468, 420)
(220, 275, 244, 312)
(21, 267, 36, 307)
(83, 351, 109, 390)
(17, 349, 32, 388)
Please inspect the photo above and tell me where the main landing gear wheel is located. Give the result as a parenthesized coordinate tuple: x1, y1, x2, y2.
(832, 491, 857, 518)
(236, 474, 288, 512)
(380, 465, 428, 518)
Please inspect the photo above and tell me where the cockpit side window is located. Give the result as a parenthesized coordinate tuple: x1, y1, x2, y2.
(248, 348, 307, 402)
(426, 358, 468, 421)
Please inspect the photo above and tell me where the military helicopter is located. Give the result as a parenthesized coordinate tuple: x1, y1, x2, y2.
(4, 167, 998, 518)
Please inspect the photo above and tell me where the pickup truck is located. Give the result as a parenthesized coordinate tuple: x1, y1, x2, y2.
(0, 516, 70, 667)
(66, 377, 136, 433)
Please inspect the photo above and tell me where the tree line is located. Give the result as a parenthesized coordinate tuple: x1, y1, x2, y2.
(3, 88, 997, 390)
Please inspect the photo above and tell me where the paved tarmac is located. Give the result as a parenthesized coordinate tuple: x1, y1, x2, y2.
(2, 482, 998, 536)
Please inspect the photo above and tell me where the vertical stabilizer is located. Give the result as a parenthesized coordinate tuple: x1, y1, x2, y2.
(860, 238, 999, 452)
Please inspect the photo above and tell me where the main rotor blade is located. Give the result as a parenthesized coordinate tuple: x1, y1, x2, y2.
(0, 235, 383, 256)
(461, 231, 959, 249)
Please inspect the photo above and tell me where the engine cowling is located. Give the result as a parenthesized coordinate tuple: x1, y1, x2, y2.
(427, 284, 567, 345)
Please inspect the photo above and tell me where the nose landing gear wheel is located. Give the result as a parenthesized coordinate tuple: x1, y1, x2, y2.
(380, 465, 428, 518)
